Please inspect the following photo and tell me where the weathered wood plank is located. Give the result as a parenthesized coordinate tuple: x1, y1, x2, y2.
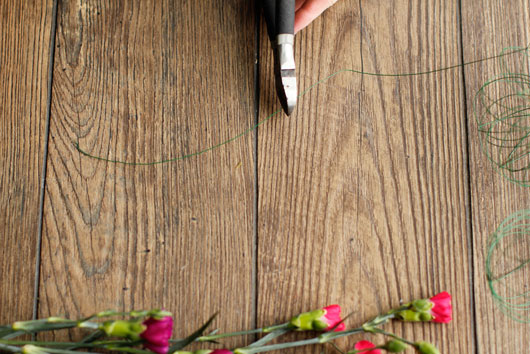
(39, 0, 256, 344)
(0, 0, 54, 324)
(257, 1, 472, 352)
(461, 0, 530, 352)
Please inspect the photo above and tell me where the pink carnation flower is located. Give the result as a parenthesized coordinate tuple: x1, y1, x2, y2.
(429, 291, 452, 323)
(210, 350, 233, 354)
(321, 305, 345, 331)
(354, 340, 381, 354)
(140, 316, 174, 354)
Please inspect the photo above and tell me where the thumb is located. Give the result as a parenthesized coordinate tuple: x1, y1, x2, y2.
(294, 0, 339, 33)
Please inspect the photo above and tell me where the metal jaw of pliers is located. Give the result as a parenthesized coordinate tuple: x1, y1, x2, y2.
(262, 0, 297, 115)
(274, 34, 297, 115)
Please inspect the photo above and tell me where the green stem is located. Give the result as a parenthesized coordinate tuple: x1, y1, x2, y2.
(370, 328, 415, 346)
(236, 337, 322, 354)
(247, 328, 290, 348)
(65, 330, 104, 350)
(198, 324, 290, 342)
(0, 340, 139, 349)
(11, 320, 100, 334)
(197, 329, 263, 342)
(236, 328, 364, 354)
(318, 327, 368, 343)
(19, 346, 95, 354)
(0, 342, 22, 353)
(363, 307, 406, 329)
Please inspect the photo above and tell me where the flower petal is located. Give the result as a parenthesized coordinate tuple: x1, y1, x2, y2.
(322, 304, 345, 331)
(354, 340, 382, 354)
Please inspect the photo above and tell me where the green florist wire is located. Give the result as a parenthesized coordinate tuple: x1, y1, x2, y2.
(474, 46, 530, 186)
(74, 46, 529, 166)
(486, 209, 530, 323)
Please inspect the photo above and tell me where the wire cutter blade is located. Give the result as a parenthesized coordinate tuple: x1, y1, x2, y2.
(262, 0, 297, 115)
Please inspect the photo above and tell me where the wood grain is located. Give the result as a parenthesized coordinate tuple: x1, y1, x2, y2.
(2, 1, 529, 353)
(461, 0, 530, 352)
(39, 0, 256, 344)
(0, 0, 54, 324)
(257, 1, 472, 352)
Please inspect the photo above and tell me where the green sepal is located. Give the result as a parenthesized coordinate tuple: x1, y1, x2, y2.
(415, 342, 440, 354)
(385, 340, 408, 352)
(411, 299, 433, 312)
(361, 323, 376, 333)
(100, 320, 145, 340)
(289, 309, 326, 331)
(395, 310, 422, 322)
(21, 345, 49, 354)
(96, 309, 173, 320)
(131, 309, 172, 319)
(193, 350, 213, 354)
(419, 312, 433, 321)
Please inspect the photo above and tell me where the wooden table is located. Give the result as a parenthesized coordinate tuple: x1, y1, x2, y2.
(1, 1, 529, 353)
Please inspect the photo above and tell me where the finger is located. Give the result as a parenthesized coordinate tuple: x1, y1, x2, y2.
(294, 0, 338, 33)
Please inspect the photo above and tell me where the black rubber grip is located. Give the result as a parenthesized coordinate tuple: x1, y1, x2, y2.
(276, 0, 294, 35)
(262, 0, 276, 39)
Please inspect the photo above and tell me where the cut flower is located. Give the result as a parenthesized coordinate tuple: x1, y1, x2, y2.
(140, 316, 174, 354)
(395, 291, 452, 323)
(289, 304, 345, 331)
(428, 291, 452, 323)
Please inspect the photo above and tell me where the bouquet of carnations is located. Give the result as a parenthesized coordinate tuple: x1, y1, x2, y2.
(0, 292, 451, 354)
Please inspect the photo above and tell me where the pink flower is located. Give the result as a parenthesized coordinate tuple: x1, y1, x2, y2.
(429, 291, 452, 323)
(140, 316, 174, 354)
(210, 350, 233, 354)
(354, 340, 381, 354)
(321, 305, 346, 331)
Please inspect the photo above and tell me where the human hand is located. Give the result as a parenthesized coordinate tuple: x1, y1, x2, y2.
(295, 0, 339, 33)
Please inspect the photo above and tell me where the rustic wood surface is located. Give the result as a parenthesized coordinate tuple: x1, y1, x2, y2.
(461, 0, 530, 352)
(38, 0, 256, 344)
(257, 1, 472, 353)
(1, 0, 529, 353)
(0, 0, 54, 324)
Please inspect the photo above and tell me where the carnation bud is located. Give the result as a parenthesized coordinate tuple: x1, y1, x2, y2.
(415, 342, 440, 354)
(384, 340, 408, 352)
(395, 292, 452, 323)
(21, 345, 48, 354)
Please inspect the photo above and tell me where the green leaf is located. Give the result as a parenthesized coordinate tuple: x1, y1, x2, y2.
(247, 328, 290, 348)
(65, 330, 105, 350)
(168, 313, 217, 353)
(1, 331, 26, 340)
(105, 346, 153, 354)
(0, 328, 14, 339)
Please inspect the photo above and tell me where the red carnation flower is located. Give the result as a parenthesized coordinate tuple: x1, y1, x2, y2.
(429, 291, 452, 323)
(354, 340, 381, 354)
(210, 350, 233, 354)
(140, 316, 174, 354)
